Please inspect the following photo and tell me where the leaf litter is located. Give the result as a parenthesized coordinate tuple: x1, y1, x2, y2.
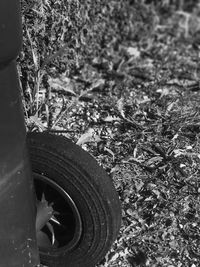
(20, 1, 200, 266)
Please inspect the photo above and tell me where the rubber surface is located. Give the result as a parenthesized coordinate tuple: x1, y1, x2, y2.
(27, 132, 121, 267)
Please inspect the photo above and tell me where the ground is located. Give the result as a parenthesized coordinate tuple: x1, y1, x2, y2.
(20, 1, 200, 266)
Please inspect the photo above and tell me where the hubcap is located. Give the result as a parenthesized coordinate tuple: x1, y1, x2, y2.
(33, 173, 83, 252)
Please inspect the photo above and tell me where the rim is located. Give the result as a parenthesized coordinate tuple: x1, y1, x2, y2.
(33, 173, 83, 252)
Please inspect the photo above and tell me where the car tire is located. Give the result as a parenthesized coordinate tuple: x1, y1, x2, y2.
(27, 132, 121, 267)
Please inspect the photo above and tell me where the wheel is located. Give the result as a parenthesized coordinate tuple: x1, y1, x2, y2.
(27, 132, 121, 267)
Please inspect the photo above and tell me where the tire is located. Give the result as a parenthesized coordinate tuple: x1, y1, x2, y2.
(27, 132, 121, 267)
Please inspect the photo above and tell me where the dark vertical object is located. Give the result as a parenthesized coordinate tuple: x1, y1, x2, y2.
(0, 1, 40, 266)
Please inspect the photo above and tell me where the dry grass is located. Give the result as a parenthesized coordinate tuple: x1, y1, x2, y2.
(20, 0, 200, 266)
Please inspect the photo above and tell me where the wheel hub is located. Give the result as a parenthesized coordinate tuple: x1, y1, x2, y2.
(33, 173, 83, 252)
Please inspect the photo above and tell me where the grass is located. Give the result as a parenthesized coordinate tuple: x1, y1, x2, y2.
(20, 0, 200, 266)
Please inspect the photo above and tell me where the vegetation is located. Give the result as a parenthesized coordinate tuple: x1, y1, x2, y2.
(20, 0, 200, 266)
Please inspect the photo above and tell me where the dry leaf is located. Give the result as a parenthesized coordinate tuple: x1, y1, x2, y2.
(49, 76, 76, 95)
(126, 47, 140, 58)
(76, 128, 101, 146)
